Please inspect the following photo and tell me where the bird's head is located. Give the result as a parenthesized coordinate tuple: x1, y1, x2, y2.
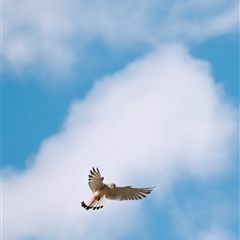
(108, 183, 116, 189)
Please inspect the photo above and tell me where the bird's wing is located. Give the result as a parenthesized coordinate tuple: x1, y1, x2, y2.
(88, 167, 104, 193)
(105, 186, 154, 201)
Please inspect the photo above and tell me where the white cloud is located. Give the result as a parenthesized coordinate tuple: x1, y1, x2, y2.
(3, 44, 237, 239)
(170, 187, 239, 240)
(3, 0, 238, 80)
(170, 3, 239, 41)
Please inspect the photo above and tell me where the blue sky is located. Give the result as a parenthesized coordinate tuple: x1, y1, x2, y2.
(2, 1, 239, 240)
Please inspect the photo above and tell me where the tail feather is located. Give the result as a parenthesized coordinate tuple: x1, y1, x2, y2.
(81, 197, 105, 210)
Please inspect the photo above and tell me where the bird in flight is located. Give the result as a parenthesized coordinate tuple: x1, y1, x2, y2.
(81, 167, 154, 210)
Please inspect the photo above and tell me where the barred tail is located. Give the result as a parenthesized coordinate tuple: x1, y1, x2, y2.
(81, 196, 105, 210)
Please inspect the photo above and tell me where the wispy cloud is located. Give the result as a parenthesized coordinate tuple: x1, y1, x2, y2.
(3, 44, 237, 239)
(171, 185, 238, 240)
(3, 0, 238, 81)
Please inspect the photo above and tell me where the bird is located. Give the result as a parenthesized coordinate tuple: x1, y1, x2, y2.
(81, 167, 154, 210)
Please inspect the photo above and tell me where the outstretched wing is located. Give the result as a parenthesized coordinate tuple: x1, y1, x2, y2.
(88, 167, 104, 193)
(105, 186, 154, 201)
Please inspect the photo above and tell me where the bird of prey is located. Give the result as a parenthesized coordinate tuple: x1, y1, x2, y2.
(81, 167, 154, 210)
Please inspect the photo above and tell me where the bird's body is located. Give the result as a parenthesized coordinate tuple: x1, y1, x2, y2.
(81, 167, 154, 210)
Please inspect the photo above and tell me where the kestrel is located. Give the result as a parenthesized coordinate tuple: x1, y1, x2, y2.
(81, 167, 154, 210)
